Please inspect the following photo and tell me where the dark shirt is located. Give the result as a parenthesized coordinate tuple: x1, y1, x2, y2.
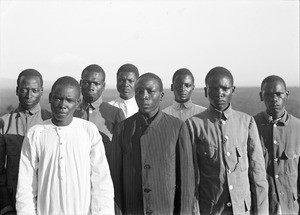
(254, 110, 300, 215)
(73, 96, 125, 160)
(186, 105, 268, 215)
(110, 110, 195, 215)
(0, 104, 51, 213)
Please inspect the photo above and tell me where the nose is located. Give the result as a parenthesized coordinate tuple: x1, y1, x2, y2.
(25, 89, 33, 98)
(141, 90, 150, 100)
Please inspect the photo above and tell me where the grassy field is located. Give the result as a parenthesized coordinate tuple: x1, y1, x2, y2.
(1, 87, 299, 119)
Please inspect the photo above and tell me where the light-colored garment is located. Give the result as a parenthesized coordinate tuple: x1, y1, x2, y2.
(16, 117, 114, 215)
(109, 97, 138, 118)
(163, 100, 206, 121)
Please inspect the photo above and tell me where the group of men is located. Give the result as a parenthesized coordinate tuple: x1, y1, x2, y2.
(0, 64, 299, 215)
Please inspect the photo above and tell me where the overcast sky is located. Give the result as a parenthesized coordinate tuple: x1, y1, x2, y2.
(0, 0, 299, 88)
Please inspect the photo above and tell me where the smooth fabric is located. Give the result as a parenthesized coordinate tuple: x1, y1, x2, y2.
(16, 117, 114, 215)
(0, 104, 51, 214)
(186, 105, 269, 215)
(254, 110, 300, 215)
(110, 110, 195, 215)
(109, 96, 139, 119)
(163, 99, 206, 121)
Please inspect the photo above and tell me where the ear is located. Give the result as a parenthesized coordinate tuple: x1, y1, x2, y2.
(204, 87, 208, 98)
(40, 87, 44, 96)
(192, 84, 195, 90)
(49, 93, 52, 104)
(171, 84, 174, 91)
(16, 86, 18, 96)
(259, 92, 263, 101)
(102, 82, 106, 89)
(79, 80, 83, 87)
(286, 90, 289, 99)
(76, 97, 81, 107)
(160, 91, 164, 101)
(231, 86, 236, 95)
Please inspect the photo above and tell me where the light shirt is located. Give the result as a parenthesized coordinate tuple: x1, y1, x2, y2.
(163, 99, 206, 121)
(109, 96, 138, 118)
(16, 117, 114, 215)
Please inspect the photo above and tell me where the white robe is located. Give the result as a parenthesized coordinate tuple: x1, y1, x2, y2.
(16, 117, 114, 215)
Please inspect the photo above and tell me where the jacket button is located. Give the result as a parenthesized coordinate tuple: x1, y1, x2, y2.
(227, 202, 232, 207)
(144, 164, 150, 169)
(144, 188, 151, 193)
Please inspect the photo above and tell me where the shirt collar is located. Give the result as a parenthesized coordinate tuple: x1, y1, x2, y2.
(172, 99, 193, 110)
(15, 103, 41, 118)
(207, 104, 232, 121)
(82, 96, 103, 110)
(262, 109, 288, 126)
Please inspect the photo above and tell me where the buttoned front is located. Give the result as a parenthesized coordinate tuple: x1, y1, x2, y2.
(15, 118, 114, 215)
(254, 111, 300, 214)
(186, 105, 268, 215)
(110, 111, 195, 215)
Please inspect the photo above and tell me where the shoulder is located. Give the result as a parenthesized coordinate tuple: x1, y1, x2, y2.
(100, 102, 122, 113)
(161, 112, 183, 127)
(162, 105, 173, 113)
(287, 114, 300, 127)
(231, 109, 253, 120)
(108, 98, 118, 105)
(253, 112, 264, 123)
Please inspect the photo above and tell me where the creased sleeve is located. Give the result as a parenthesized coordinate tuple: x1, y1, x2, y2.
(15, 130, 38, 215)
(90, 125, 114, 215)
(247, 116, 269, 215)
(177, 122, 195, 214)
(109, 121, 124, 214)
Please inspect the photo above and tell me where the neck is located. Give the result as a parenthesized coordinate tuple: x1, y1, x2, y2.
(267, 109, 285, 120)
(52, 117, 73, 127)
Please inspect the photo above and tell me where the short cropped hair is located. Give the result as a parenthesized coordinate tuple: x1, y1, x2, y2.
(81, 64, 106, 82)
(17, 69, 43, 87)
(117, 63, 139, 78)
(137, 73, 163, 91)
(172, 68, 194, 83)
(51, 76, 80, 98)
(205, 66, 234, 86)
(261, 75, 287, 91)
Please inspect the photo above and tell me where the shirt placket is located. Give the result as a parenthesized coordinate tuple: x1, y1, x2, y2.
(56, 127, 67, 212)
(219, 118, 234, 211)
(272, 123, 284, 203)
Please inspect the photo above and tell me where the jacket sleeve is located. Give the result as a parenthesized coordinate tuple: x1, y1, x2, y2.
(15, 132, 38, 215)
(247, 116, 269, 215)
(109, 121, 124, 213)
(90, 125, 114, 215)
(0, 134, 13, 213)
(176, 122, 195, 214)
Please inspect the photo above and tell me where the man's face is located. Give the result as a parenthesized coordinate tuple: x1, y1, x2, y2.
(80, 71, 105, 103)
(49, 85, 80, 126)
(117, 72, 137, 100)
(135, 77, 164, 118)
(16, 75, 43, 110)
(205, 75, 235, 111)
(172, 74, 194, 103)
(260, 81, 288, 118)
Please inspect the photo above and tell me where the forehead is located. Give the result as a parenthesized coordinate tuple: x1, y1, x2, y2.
(82, 71, 104, 80)
(207, 74, 232, 86)
(52, 84, 80, 97)
(136, 77, 160, 88)
(262, 81, 285, 91)
(118, 71, 137, 79)
(174, 74, 193, 83)
(19, 75, 41, 85)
